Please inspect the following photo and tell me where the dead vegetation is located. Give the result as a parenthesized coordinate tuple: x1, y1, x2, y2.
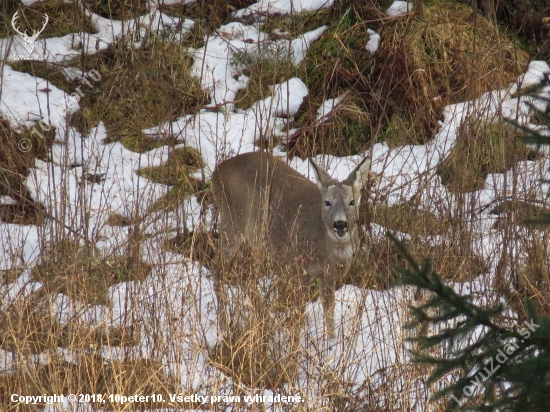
(438, 120, 537, 192)
(164, 230, 216, 268)
(0, 354, 177, 411)
(71, 39, 209, 152)
(139, 147, 207, 211)
(0, 292, 139, 354)
(82, 0, 149, 20)
(283, 0, 528, 157)
(0, 0, 95, 39)
(369, 0, 528, 144)
(491, 200, 550, 229)
(288, 91, 373, 157)
(0, 119, 48, 225)
(31, 239, 151, 305)
(510, 233, 550, 319)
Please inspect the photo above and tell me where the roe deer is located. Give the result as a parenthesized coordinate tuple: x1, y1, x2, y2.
(211, 151, 371, 338)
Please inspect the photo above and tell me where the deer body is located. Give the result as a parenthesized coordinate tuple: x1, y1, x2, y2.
(211, 151, 371, 338)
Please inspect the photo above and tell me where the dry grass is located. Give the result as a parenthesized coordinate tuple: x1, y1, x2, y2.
(71, 39, 208, 152)
(511, 233, 550, 317)
(139, 147, 208, 211)
(373, 204, 444, 236)
(165, 230, 216, 268)
(288, 91, 373, 157)
(0, 0, 95, 39)
(82, 0, 149, 20)
(261, 9, 333, 38)
(369, 1, 528, 145)
(0, 293, 138, 354)
(288, 6, 377, 156)
(367, 0, 528, 145)
(32, 239, 151, 305)
(9, 60, 78, 98)
(438, 120, 537, 193)
(0, 120, 48, 225)
(0, 355, 177, 411)
(232, 48, 298, 110)
(282, 0, 528, 158)
(211, 311, 303, 389)
(491, 200, 550, 229)
(208, 250, 325, 392)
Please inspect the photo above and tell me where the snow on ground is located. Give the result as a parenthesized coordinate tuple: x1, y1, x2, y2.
(387, 1, 415, 17)
(234, 0, 334, 19)
(366, 28, 380, 54)
(190, 21, 325, 109)
(0, 65, 78, 131)
(26, 122, 171, 238)
(0, 0, 550, 410)
(1, 7, 193, 63)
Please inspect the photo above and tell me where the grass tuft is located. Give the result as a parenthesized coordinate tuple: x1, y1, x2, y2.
(71, 39, 209, 152)
(139, 147, 208, 211)
(0, 0, 95, 39)
(232, 48, 298, 110)
(288, 91, 372, 157)
(82, 0, 148, 20)
(0, 119, 49, 225)
(32, 239, 151, 305)
(438, 120, 537, 193)
(370, 0, 529, 145)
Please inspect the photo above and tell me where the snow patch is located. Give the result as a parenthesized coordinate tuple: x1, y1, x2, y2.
(387, 1, 414, 17)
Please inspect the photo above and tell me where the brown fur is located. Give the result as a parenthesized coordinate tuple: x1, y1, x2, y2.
(211, 151, 371, 338)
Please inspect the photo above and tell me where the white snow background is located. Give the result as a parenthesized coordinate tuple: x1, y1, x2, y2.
(1, 0, 550, 410)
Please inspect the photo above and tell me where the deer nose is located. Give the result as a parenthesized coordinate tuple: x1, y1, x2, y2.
(333, 221, 348, 231)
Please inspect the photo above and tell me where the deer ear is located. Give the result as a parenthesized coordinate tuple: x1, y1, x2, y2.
(343, 158, 371, 196)
(309, 158, 333, 189)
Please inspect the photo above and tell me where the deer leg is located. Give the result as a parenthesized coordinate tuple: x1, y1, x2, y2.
(211, 227, 242, 335)
(288, 267, 311, 335)
(320, 276, 336, 340)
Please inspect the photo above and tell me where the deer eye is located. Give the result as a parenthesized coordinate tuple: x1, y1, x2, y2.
(349, 200, 355, 206)
(325, 200, 331, 207)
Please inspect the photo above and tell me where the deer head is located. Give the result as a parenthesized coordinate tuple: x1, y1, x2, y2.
(11, 11, 49, 55)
